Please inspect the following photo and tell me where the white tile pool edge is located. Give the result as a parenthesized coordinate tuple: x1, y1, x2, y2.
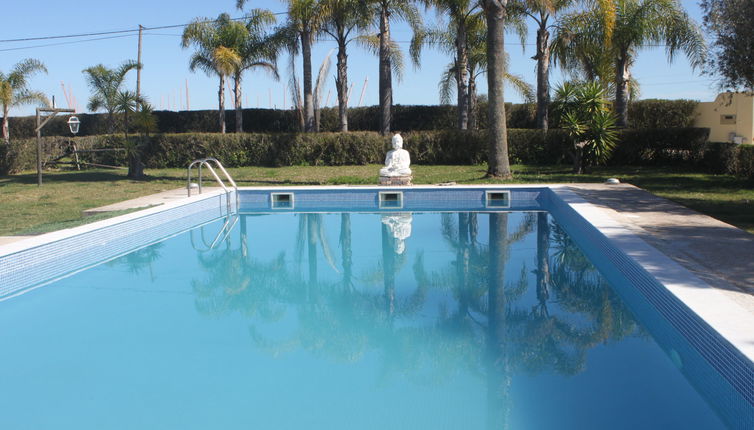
(1, 184, 752, 366)
(550, 186, 754, 364)
(0, 189, 229, 258)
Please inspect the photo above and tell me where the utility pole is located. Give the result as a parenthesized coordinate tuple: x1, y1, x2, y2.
(136, 25, 144, 103)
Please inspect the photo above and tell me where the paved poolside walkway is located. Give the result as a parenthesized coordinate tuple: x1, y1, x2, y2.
(81, 187, 200, 216)
(570, 183, 754, 313)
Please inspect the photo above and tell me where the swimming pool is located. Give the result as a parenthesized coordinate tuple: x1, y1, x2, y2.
(1, 186, 753, 429)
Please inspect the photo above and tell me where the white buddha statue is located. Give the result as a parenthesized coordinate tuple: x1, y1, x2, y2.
(381, 213, 413, 254)
(379, 133, 412, 177)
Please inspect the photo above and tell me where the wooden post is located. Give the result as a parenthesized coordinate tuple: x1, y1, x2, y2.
(72, 140, 80, 171)
(35, 107, 76, 186)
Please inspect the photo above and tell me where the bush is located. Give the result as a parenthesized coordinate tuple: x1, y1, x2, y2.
(610, 128, 709, 165)
(736, 145, 754, 179)
(5, 103, 553, 138)
(9, 128, 745, 176)
(7, 100, 700, 138)
(627, 99, 699, 128)
(702, 142, 754, 179)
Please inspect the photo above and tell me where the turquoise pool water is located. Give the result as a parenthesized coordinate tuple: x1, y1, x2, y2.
(0, 211, 745, 429)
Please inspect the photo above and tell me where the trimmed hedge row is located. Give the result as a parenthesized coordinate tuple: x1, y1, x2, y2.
(7, 98, 695, 137)
(703, 142, 754, 177)
(3, 128, 726, 177)
(626, 99, 699, 128)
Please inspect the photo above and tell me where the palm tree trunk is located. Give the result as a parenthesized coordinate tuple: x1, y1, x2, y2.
(108, 111, 116, 134)
(302, 30, 315, 133)
(2, 106, 9, 143)
(486, 211, 510, 428)
(381, 222, 396, 317)
(535, 24, 550, 131)
(340, 213, 352, 287)
(615, 55, 630, 127)
(234, 74, 243, 133)
(468, 74, 477, 130)
(378, 5, 392, 136)
(456, 22, 469, 130)
(536, 212, 550, 312)
(483, 1, 512, 179)
(218, 75, 226, 134)
(336, 33, 349, 132)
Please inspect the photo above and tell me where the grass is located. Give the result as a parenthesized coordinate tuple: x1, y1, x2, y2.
(1, 165, 753, 235)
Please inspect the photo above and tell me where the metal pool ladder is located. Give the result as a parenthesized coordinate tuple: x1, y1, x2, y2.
(187, 158, 238, 212)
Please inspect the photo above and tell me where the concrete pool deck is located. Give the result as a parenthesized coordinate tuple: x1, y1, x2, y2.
(569, 183, 754, 314)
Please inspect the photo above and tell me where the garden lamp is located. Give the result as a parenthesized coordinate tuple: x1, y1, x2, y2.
(67, 116, 80, 135)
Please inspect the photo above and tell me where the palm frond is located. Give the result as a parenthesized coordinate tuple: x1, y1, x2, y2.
(313, 49, 334, 110)
(13, 90, 49, 108)
(8, 59, 47, 88)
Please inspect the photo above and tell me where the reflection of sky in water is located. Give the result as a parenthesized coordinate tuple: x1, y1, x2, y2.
(0, 212, 739, 429)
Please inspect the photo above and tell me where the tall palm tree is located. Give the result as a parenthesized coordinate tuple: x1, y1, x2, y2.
(82, 61, 139, 134)
(365, 0, 423, 135)
(252, 0, 327, 132)
(414, 0, 481, 130)
(233, 7, 281, 133)
(479, 0, 512, 178)
(0, 59, 48, 143)
(181, 13, 246, 134)
(320, 0, 371, 132)
(553, 0, 705, 127)
(424, 11, 533, 129)
(515, 0, 576, 131)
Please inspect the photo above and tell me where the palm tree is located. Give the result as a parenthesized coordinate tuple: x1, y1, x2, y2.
(252, 0, 327, 133)
(552, 81, 618, 173)
(479, 0, 513, 178)
(515, 0, 577, 131)
(181, 14, 246, 134)
(0, 59, 48, 144)
(233, 6, 281, 133)
(364, 0, 423, 135)
(414, 0, 481, 130)
(553, 0, 705, 127)
(133, 101, 158, 137)
(320, 0, 371, 132)
(82, 61, 140, 134)
(427, 11, 533, 129)
(114, 90, 145, 178)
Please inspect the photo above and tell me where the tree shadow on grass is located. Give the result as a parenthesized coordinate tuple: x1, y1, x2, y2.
(0, 170, 185, 186)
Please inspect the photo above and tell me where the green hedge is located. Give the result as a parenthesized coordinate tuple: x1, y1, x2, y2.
(702, 142, 754, 178)
(4, 103, 549, 137)
(626, 99, 699, 128)
(6, 99, 694, 137)
(5, 127, 727, 177)
(609, 128, 709, 165)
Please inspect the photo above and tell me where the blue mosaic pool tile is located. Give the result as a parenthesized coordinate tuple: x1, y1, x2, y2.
(239, 188, 544, 213)
(0, 194, 229, 299)
(546, 188, 754, 424)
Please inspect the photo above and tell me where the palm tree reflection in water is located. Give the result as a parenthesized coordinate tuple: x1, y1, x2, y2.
(189, 211, 639, 428)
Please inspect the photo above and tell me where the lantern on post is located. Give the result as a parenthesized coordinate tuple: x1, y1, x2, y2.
(67, 116, 80, 135)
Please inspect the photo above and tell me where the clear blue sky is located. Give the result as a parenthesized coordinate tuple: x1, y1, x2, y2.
(1, 0, 716, 117)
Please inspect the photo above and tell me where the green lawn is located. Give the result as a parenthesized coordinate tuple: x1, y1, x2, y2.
(1, 165, 753, 235)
